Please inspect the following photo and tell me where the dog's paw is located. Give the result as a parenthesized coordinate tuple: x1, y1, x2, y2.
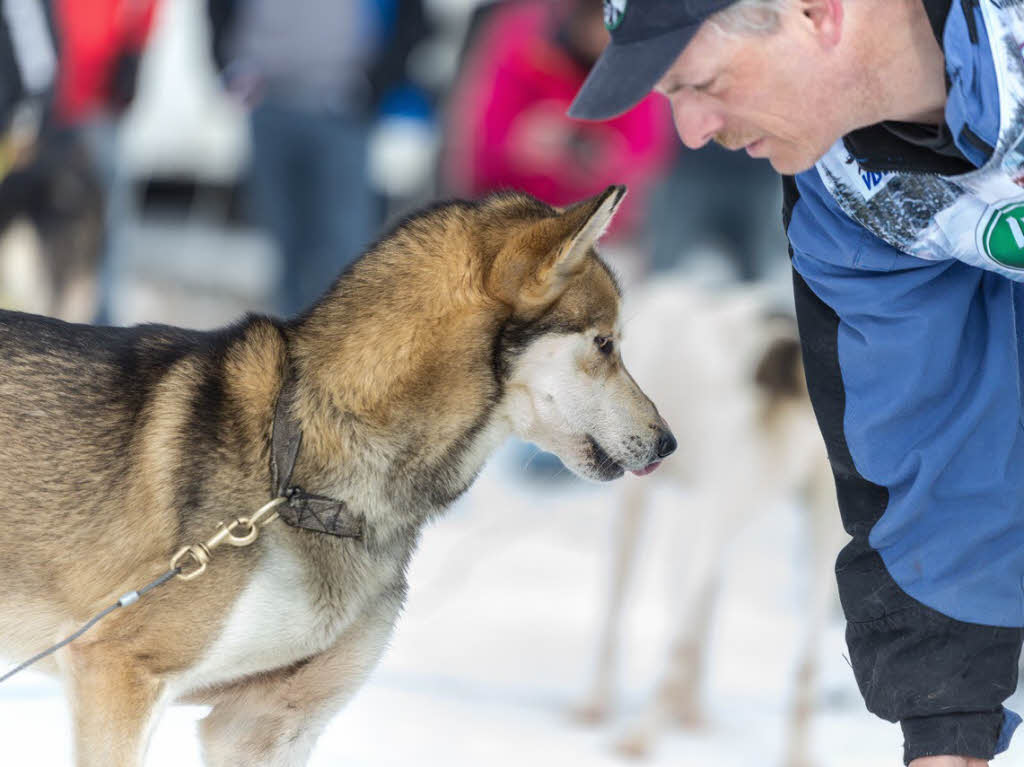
(667, 698, 708, 731)
(782, 756, 817, 767)
(613, 729, 654, 760)
(569, 698, 611, 726)
(780, 749, 818, 767)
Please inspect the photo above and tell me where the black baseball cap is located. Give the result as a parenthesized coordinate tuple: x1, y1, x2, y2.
(569, 0, 741, 120)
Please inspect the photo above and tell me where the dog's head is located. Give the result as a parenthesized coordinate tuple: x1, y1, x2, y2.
(486, 186, 675, 481)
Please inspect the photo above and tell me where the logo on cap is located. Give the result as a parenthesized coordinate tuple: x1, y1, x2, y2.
(604, 0, 627, 30)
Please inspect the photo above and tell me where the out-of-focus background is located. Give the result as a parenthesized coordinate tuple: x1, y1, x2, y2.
(1, 1, 1021, 765)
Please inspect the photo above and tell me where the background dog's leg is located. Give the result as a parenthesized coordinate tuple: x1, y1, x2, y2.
(62, 636, 165, 767)
(614, 488, 739, 759)
(573, 477, 648, 725)
(198, 605, 396, 767)
(783, 460, 843, 767)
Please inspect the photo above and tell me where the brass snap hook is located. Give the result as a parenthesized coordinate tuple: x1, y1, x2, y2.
(169, 497, 287, 581)
(223, 518, 259, 546)
(171, 544, 211, 581)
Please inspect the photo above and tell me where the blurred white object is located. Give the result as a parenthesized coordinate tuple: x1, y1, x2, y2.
(120, 0, 248, 183)
(0, 218, 47, 314)
(369, 116, 439, 200)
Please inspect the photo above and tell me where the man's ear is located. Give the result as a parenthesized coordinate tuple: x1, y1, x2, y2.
(803, 0, 843, 49)
(489, 185, 626, 318)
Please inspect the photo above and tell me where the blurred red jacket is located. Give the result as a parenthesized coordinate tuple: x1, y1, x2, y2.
(444, 0, 675, 240)
(54, 0, 160, 123)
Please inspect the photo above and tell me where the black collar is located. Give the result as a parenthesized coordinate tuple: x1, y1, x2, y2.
(270, 377, 363, 539)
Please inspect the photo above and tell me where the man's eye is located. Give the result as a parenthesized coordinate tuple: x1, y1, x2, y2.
(594, 336, 614, 355)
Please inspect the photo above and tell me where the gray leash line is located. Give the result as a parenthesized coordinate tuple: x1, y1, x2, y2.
(1, 382, 352, 687)
(0, 567, 181, 685)
(0, 497, 288, 687)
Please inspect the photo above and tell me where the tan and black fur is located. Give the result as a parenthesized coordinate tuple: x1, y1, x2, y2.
(0, 186, 674, 766)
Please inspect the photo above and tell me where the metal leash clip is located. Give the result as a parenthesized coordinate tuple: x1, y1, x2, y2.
(170, 497, 287, 581)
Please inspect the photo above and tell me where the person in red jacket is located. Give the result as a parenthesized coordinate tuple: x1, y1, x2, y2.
(443, 0, 675, 248)
(52, 0, 159, 127)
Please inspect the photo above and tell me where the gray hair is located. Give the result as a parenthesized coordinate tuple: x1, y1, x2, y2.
(710, 0, 796, 36)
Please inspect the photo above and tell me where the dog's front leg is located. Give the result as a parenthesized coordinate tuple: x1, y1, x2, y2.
(61, 635, 165, 767)
(783, 460, 843, 767)
(197, 602, 398, 767)
(573, 476, 649, 725)
(614, 485, 747, 758)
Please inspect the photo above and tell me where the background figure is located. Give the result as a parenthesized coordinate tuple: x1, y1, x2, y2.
(208, 0, 431, 319)
(55, 0, 161, 325)
(442, 0, 676, 283)
(53, 0, 160, 183)
(646, 143, 785, 282)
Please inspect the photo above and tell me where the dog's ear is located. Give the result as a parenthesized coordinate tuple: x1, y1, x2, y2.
(489, 185, 626, 317)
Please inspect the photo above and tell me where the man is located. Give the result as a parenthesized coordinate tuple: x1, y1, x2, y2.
(569, 1, 1024, 766)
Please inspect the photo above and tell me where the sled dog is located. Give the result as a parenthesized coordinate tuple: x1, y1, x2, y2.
(0, 186, 675, 766)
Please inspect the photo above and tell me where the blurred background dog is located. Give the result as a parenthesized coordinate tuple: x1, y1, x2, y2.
(573, 276, 845, 767)
(0, 130, 103, 322)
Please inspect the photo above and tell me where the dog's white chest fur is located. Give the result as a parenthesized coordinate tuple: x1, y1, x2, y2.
(178, 544, 335, 693)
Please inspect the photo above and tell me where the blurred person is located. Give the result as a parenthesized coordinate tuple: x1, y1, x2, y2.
(208, 0, 432, 319)
(53, 0, 160, 179)
(571, 1, 1024, 766)
(52, 0, 160, 324)
(646, 142, 785, 282)
(442, 0, 676, 280)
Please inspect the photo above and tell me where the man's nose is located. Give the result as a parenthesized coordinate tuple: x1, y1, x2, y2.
(670, 92, 724, 150)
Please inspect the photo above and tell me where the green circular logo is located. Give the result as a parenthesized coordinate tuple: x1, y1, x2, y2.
(604, 0, 626, 30)
(981, 202, 1024, 269)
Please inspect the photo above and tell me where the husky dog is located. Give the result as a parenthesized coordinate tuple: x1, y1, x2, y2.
(0, 132, 104, 322)
(0, 186, 675, 767)
(573, 277, 844, 767)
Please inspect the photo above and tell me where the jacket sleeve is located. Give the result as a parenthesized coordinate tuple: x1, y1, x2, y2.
(784, 174, 1024, 765)
(833, 485, 1022, 764)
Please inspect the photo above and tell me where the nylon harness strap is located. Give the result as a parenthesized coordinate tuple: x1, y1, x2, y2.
(270, 377, 363, 539)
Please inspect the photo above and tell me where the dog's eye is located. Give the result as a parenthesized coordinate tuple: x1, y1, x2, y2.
(594, 335, 614, 355)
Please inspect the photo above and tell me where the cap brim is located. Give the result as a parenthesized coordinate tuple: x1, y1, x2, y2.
(568, 25, 699, 121)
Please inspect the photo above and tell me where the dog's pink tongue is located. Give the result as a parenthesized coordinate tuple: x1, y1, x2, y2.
(631, 461, 661, 477)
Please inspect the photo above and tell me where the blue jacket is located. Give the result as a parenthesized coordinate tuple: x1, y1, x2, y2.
(786, 1, 1024, 763)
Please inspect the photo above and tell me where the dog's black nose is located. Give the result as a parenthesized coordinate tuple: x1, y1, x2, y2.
(656, 430, 677, 458)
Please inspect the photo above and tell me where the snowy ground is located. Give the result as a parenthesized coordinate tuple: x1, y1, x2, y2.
(2, 443, 1022, 767)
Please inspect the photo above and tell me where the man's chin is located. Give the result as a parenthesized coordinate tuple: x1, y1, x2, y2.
(766, 144, 829, 175)
(770, 154, 815, 174)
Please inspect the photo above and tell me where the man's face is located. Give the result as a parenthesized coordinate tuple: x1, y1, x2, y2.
(655, 8, 845, 174)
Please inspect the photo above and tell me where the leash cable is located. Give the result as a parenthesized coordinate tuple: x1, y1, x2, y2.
(1, 378, 357, 687)
(0, 496, 289, 686)
(0, 567, 181, 685)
